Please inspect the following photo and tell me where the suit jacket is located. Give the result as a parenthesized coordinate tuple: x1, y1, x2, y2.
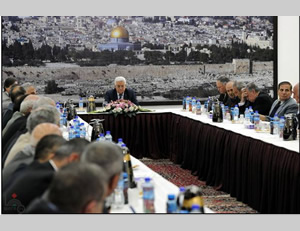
(2, 161, 55, 214)
(3, 111, 23, 135)
(104, 88, 139, 105)
(2, 91, 11, 114)
(4, 132, 31, 167)
(268, 97, 298, 118)
(2, 114, 28, 149)
(26, 198, 63, 214)
(3, 144, 35, 183)
(240, 92, 273, 116)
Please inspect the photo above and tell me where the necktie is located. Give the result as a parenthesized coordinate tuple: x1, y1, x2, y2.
(269, 101, 281, 117)
(118, 94, 122, 100)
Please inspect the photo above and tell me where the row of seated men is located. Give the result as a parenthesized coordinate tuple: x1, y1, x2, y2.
(215, 77, 299, 120)
(2, 78, 124, 213)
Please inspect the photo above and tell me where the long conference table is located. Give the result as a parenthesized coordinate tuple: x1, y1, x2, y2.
(78, 106, 300, 214)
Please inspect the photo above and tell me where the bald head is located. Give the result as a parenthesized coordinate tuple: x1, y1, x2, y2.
(293, 83, 299, 103)
(30, 123, 62, 147)
(22, 83, 37, 95)
(226, 81, 235, 99)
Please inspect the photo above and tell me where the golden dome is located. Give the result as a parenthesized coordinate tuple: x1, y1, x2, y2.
(110, 26, 129, 39)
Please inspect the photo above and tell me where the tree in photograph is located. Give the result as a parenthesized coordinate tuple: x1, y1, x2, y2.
(44, 80, 58, 94)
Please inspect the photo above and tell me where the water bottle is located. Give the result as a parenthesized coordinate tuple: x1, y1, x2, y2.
(244, 108, 250, 127)
(142, 177, 155, 213)
(176, 187, 185, 211)
(105, 131, 113, 142)
(79, 97, 84, 110)
(204, 100, 208, 114)
(98, 133, 105, 141)
(60, 114, 64, 127)
(253, 110, 260, 130)
(196, 101, 202, 115)
(166, 194, 177, 213)
(192, 97, 196, 113)
(117, 138, 124, 147)
(56, 102, 61, 114)
(112, 172, 125, 209)
(249, 106, 254, 123)
(182, 97, 186, 111)
(68, 125, 75, 140)
(234, 105, 239, 122)
(273, 114, 279, 135)
(279, 116, 285, 138)
(190, 204, 202, 213)
(221, 103, 225, 119)
(80, 123, 86, 138)
(123, 172, 129, 204)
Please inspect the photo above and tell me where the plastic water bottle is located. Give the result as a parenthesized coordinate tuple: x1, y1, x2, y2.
(273, 114, 279, 135)
(98, 133, 105, 141)
(182, 97, 186, 111)
(196, 101, 202, 115)
(105, 131, 113, 142)
(117, 138, 124, 147)
(249, 106, 254, 123)
(177, 187, 185, 211)
(253, 110, 260, 130)
(166, 194, 177, 213)
(79, 123, 86, 138)
(142, 177, 155, 213)
(221, 103, 225, 119)
(192, 97, 196, 113)
(186, 97, 190, 112)
(279, 116, 285, 138)
(234, 105, 239, 122)
(68, 125, 75, 140)
(190, 204, 202, 213)
(79, 97, 84, 110)
(56, 102, 61, 114)
(112, 172, 125, 209)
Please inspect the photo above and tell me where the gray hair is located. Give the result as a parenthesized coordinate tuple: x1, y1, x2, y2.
(32, 96, 56, 110)
(54, 138, 90, 160)
(114, 76, 126, 85)
(20, 95, 40, 114)
(22, 82, 35, 90)
(217, 76, 230, 85)
(26, 105, 60, 133)
(81, 141, 123, 180)
(233, 81, 245, 91)
(246, 82, 260, 92)
(48, 162, 108, 213)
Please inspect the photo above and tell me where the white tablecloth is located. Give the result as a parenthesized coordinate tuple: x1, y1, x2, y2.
(110, 155, 214, 214)
(143, 107, 299, 153)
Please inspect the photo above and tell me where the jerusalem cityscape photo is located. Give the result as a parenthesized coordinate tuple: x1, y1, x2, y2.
(1, 16, 275, 104)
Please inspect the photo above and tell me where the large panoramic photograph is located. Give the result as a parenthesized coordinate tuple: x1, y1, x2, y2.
(2, 16, 276, 104)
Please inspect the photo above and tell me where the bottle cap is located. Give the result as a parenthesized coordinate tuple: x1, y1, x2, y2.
(123, 172, 128, 178)
(168, 194, 175, 200)
(191, 204, 200, 210)
(145, 177, 151, 182)
(179, 187, 185, 192)
(121, 144, 126, 148)
(106, 131, 111, 134)
(100, 133, 104, 137)
(118, 138, 123, 142)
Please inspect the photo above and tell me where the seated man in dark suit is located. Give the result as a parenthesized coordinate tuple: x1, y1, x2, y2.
(241, 82, 273, 116)
(216, 76, 230, 105)
(225, 81, 240, 108)
(260, 81, 298, 121)
(26, 162, 108, 213)
(104, 76, 139, 105)
(2, 138, 89, 214)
